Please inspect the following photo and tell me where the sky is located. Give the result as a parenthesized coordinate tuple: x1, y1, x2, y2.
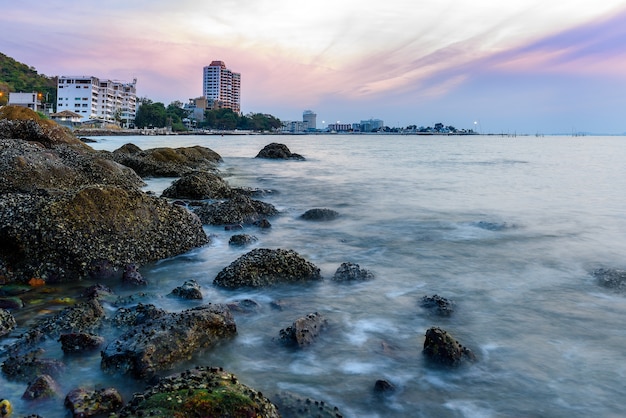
(2, 0, 626, 134)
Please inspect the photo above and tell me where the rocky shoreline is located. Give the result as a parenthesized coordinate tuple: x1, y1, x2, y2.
(1, 106, 622, 417)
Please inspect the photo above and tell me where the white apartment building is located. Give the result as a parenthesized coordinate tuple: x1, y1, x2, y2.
(56, 76, 137, 127)
(8, 92, 43, 111)
(203, 61, 241, 114)
(303, 110, 317, 131)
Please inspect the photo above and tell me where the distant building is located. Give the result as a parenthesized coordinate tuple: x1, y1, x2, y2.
(8, 92, 43, 111)
(49, 110, 83, 128)
(360, 119, 384, 132)
(203, 61, 241, 114)
(303, 110, 317, 131)
(184, 97, 208, 123)
(282, 120, 307, 133)
(327, 123, 352, 132)
(56, 76, 137, 127)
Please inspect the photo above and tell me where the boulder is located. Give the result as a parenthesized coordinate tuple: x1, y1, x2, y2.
(22, 374, 62, 400)
(0, 138, 144, 195)
(194, 193, 278, 226)
(214, 248, 322, 289)
(228, 234, 258, 246)
(64, 387, 123, 417)
(59, 333, 105, 354)
(255, 142, 305, 160)
(121, 263, 147, 286)
(111, 303, 167, 328)
(161, 171, 233, 200)
(592, 268, 626, 292)
(0, 308, 16, 337)
(0, 186, 209, 282)
(226, 299, 262, 314)
(373, 379, 396, 394)
(300, 208, 340, 221)
(422, 327, 476, 367)
(278, 312, 328, 348)
(101, 304, 236, 379)
(7, 299, 105, 355)
(170, 279, 203, 300)
(420, 294, 455, 316)
(1, 351, 66, 382)
(332, 262, 374, 282)
(116, 366, 280, 417)
(111, 144, 222, 177)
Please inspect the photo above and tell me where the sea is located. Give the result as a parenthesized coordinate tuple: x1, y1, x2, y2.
(2, 134, 626, 417)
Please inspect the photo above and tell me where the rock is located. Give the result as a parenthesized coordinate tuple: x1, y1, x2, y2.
(111, 303, 168, 328)
(161, 171, 233, 200)
(101, 304, 236, 379)
(64, 387, 123, 417)
(0, 296, 24, 310)
(373, 379, 396, 394)
(22, 374, 62, 400)
(228, 234, 258, 246)
(278, 312, 328, 348)
(255, 142, 305, 160)
(300, 208, 340, 221)
(420, 294, 455, 316)
(422, 327, 476, 367)
(121, 263, 147, 286)
(7, 298, 105, 354)
(0, 106, 86, 148)
(0, 308, 16, 337)
(214, 248, 322, 289)
(0, 138, 144, 195)
(0, 399, 12, 417)
(194, 193, 278, 226)
(1, 351, 66, 382)
(59, 333, 105, 354)
(0, 186, 209, 282)
(592, 268, 626, 292)
(80, 283, 115, 300)
(272, 390, 343, 418)
(253, 218, 272, 228)
(111, 143, 222, 177)
(170, 279, 203, 300)
(116, 366, 280, 417)
(332, 262, 374, 282)
(226, 299, 262, 314)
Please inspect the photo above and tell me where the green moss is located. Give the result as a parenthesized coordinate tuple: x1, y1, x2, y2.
(140, 388, 259, 417)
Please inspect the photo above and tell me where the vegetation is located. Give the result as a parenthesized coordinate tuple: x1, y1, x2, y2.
(0, 53, 57, 108)
(200, 108, 281, 131)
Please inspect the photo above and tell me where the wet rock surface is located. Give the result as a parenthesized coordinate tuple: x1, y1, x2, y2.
(22, 374, 62, 400)
(115, 366, 280, 417)
(59, 333, 105, 354)
(64, 387, 123, 417)
(422, 327, 476, 367)
(278, 312, 328, 348)
(300, 208, 340, 221)
(0, 308, 16, 337)
(272, 390, 344, 418)
(170, 279, 203, 300)
(214, 248, 323, 289)
(1, 351, 66, 382)
(161, 171, 233, 200)
(332, 262, 375, 282)
(0, 186, 209, 282)
(255, 142, 305, 160)
(193, 193, 278, 225)
(592, 268, 626, 292)
(101, 304, 236, 379)
(420, 294, 455, 316)
(111, 143, 222, 177)
(228, 233, 258, 246)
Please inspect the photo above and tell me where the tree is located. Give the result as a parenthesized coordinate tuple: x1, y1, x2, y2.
(135, 101, 167, 128)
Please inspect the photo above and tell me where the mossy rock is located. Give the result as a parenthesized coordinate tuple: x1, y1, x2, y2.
(117, 366, 280, 417)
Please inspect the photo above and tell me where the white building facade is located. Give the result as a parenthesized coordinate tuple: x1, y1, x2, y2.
(303, 110, 317, 131)
(203, 61, 241, 114)
(8, 92, 43, 111)
(56, 76, 137, 126)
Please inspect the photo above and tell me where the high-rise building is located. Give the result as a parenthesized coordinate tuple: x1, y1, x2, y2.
(303, 110, 317, 131)
(203, 61, 241, 114)
(56, 76, 137, 127)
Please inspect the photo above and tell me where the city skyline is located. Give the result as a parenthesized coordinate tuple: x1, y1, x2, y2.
(2, 1, 626, 134)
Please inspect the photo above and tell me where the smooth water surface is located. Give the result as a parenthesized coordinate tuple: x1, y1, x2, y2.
(3, 134, 626, 417)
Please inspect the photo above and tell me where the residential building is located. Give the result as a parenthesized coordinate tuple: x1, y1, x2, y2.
(327, 123, 352, 132)
(56, 76, 137, 127)
(8, 92, 43, 111)
(203, 61, 241, 113)
(282, 120, 307, 133)
(303, 110, 317, 131)
(360, 119, 384, 132)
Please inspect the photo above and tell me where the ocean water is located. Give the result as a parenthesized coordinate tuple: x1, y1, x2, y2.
(3, 134, 626, 417)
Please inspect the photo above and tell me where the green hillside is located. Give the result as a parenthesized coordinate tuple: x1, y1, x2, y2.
(0, 53, 57, 108)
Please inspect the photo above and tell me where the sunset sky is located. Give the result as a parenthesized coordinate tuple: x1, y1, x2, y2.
(2, 0, 626, 134)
